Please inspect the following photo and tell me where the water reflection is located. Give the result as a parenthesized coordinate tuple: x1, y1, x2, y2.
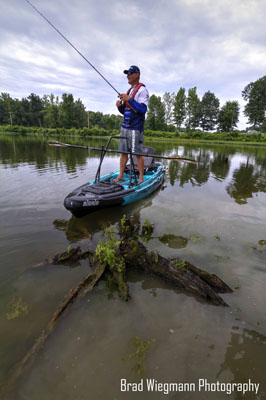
(217, 327, 266, 399)
(226, 160, 266, 204)
(53, 194, 157, 242)
(166, 144, 266, 206)
(1, 135, 266, 201)
(1, 134, 266, 400)
(168, 148, 225, 187)
(210, 153, 231, 181)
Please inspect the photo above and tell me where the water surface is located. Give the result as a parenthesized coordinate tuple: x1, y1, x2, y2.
(0, 134, 265, 399)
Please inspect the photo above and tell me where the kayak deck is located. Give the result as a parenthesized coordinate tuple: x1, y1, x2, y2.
(64, 163, 165, 217)
(63, 138, 165, 217)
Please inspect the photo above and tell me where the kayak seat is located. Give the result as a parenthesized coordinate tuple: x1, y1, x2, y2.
(125, 146, 155, 172)
(82, 181, 124, 195)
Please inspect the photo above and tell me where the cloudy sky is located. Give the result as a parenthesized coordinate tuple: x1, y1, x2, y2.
(1, 0, 266, 128)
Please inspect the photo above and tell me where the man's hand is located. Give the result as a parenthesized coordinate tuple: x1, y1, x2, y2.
(119, 93, 130, 102)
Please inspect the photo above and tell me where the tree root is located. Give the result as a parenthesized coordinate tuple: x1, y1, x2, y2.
(4, 216, 233, 397)
(111, 269, 130, 301)
(122, 241, 231, 307)
(32, 247, 93, 269)
(3, 259, 106, 399)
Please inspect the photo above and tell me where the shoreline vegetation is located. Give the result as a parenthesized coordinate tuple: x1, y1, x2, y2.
(1, 125, 266, 146)
(1, 77, 266, 145)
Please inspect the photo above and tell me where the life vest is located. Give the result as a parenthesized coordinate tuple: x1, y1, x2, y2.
(125, 83, 145, 111)
(121, 82, 147, 131)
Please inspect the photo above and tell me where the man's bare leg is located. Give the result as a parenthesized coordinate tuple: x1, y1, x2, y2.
(113, 154, 128, 182)
(136, 155, 144, 183)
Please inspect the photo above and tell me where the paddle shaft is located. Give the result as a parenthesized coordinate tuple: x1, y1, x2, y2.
(49, 141, 196, 163)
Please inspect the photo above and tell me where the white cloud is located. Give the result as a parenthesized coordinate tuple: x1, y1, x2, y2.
(1, 0, 266, 129)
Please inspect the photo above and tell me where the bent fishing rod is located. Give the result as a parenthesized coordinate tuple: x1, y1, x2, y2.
(49, 140, 197, 163)
(25, 0, 119, 95)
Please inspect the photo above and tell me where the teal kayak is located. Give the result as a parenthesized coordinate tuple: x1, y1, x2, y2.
(64, 138, 165, 218)
(64, 159, 165, 218)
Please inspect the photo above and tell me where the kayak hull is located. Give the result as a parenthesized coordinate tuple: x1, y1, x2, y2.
(64, 162, 165, 218)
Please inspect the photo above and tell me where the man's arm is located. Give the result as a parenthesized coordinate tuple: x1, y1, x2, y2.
(119, 88, 149, 113)
(116, 100, 125, 115)
(130, 87, 149, 113)
(128, 98, 147, 113)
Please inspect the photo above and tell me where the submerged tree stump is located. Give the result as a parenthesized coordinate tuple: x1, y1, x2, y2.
(5, 216, 232, 396)
(119, 217, 232, 306)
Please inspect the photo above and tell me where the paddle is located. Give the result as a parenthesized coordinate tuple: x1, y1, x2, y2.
(48, 140, 197, 163)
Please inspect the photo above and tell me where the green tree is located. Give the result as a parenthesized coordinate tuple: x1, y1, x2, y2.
(89, 112, 123, 130)
(0, 93, 16, 125)
(102, 114, 116, 130)
(19, 97, 31, 126)
(58, 94, 75, 128)
(145, 94, 166, 130)
(199, 91, 220, 131)
(73, 98, 88, 128)
(0, 92, 125, 131)
(27, 93, 44, 127)
(11, 99, 22, 125)
(89, 111, 104, 128)
(42, 94, 59, 128)
(115, 114, 123, 130)
(173, 88, 186, 129)
(162, 92, 175, 126)
(185, 87, 201, 130)
(218, 101, 240, 131)
(242, 76, 266, 128)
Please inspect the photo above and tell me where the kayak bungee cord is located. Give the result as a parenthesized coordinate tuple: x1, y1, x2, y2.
(25, 0, 120, 95)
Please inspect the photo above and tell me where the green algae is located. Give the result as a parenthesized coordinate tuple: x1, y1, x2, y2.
(141, 219, 154, 242)
(159, 234, 188, 249)
(95, 226, 125, 273)
(6, 297, 29, 320)
(189, 233, 204, 243)
(172, 259, 186, 268)
(123, 337, 156, 375)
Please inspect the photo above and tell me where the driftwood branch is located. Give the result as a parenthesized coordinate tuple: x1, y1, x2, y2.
(119, 219, 232, 307)
(33, 246, 93, 268)
(123, 241, 231, 306)
(4, 217, 232, 397)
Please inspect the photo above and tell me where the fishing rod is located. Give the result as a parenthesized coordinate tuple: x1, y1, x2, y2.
(48, 140, 197, 163)
(25, 0, 120, 95)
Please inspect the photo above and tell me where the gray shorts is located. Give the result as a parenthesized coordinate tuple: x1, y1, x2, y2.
(118, 127, 144, 154)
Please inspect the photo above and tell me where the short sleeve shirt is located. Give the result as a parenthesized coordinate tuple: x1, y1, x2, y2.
(129, 85, 149, 107)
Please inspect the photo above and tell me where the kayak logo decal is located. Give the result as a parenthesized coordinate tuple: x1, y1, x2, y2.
(83, 200, 99, 207)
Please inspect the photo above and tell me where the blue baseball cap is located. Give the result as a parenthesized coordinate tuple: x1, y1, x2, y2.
(123, 65, 140, 75)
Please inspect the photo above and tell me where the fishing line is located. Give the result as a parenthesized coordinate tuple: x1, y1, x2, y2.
(25, 0, 120, 95)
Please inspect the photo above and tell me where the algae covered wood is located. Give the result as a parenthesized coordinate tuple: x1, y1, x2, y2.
(4, 216, 232, 396)
(119, 218, 232, 307)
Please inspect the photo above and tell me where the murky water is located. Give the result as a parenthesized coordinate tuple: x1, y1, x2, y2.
(0, 133, 265, 400)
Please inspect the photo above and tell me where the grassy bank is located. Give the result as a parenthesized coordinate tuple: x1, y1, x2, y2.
(1, 125, 266, 145)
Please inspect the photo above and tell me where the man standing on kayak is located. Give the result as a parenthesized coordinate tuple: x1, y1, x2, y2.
(114, 65, 149, 184)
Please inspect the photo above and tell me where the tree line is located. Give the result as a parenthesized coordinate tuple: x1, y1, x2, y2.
(0, 93, 123, 130)
(146, 75, 266, 132)
(0, 75, 265, 132)
(146, 89, 239, 132)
